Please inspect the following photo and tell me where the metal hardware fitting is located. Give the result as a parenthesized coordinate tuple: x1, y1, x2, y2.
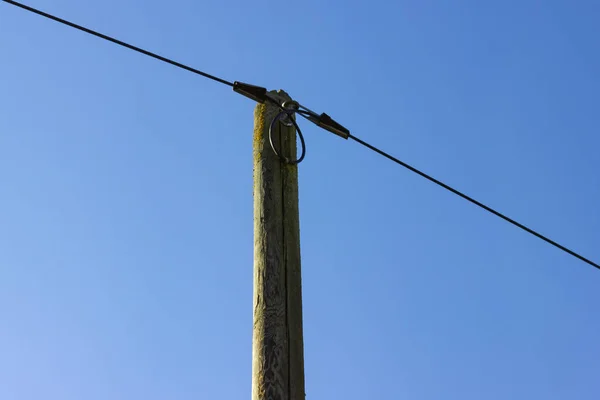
(233, 81, 268, 103)
(233, 81, 350, 141)
(280, 100, 299, 127)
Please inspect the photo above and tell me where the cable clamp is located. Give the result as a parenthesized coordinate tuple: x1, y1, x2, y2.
(233, 81, 268, 103)
(297, 105, 349, 139)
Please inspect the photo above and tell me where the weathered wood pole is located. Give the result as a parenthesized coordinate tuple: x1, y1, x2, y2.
(252, 90, 305, 400)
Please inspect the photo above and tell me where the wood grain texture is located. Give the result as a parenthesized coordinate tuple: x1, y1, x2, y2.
(252, 91, 305, 400)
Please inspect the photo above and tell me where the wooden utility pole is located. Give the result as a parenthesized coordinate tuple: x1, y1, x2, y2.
(252, 90, 305, 400)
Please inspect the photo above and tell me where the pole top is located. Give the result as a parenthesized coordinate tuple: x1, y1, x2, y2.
(234, 81, 350, 141)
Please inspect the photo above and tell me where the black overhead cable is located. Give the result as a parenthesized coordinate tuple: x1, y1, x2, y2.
(3, 0, 599, 272)
(1, 0, 234, 87)
(347, 134, 600, 271)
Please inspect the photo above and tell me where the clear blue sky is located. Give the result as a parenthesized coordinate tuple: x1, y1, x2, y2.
(1, 0, 599, 399)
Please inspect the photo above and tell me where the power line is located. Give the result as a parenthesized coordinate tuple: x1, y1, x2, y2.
(348, 134, 600, 271)
(4, 0, 599, 272)
(2, 0, 234, 87)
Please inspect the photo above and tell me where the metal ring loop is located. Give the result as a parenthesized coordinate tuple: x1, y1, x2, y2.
(268, 111, 306, 165)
